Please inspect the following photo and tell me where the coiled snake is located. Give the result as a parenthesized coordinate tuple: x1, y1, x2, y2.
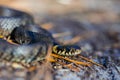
(0, 6, 102, 70)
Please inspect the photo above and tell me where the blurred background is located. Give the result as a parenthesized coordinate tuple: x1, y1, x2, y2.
(0, 0, 120, 80)
(0, 0, 119, 48)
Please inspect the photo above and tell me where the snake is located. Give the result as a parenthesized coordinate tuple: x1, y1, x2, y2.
(0, 6, 81, 67)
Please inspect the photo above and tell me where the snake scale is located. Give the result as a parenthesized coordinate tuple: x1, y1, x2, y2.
(0, 6, 81, 68)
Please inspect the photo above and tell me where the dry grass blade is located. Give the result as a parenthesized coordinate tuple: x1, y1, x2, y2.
(50, 53, 91, 67)
(78, 55, 104, 68)
(41, 23, 54, 30)
(63, 30, 97, 44)
(53, 32, 71, 38)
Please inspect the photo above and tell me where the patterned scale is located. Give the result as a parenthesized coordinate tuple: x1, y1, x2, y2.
(0, 6, 34, 38)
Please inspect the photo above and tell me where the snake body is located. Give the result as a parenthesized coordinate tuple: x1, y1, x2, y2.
(0, 6, 34, 38)
(0, 38, 48, 67)
(0, 6, 81, 67)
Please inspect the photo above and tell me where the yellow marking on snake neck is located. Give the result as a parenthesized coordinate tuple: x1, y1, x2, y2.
(52, 45, 58, 54)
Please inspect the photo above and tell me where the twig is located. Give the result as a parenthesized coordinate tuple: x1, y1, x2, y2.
(63, 30, 97, 44)
(53, 32, 71, 38)
(41, 23, 54, 30)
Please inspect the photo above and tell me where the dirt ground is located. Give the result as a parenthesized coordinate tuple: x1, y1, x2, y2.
(0, 0, 120, 80)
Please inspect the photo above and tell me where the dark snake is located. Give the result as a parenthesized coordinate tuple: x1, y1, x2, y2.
(0, 6, 81, 67)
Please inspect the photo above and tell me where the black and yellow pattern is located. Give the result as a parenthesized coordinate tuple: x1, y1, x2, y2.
(52, 45, 81, 56)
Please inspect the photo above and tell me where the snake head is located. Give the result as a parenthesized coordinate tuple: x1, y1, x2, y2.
(52, 45, 81, 56)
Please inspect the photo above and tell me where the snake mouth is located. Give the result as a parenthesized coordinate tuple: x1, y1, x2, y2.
(52, 45, 81, 56)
